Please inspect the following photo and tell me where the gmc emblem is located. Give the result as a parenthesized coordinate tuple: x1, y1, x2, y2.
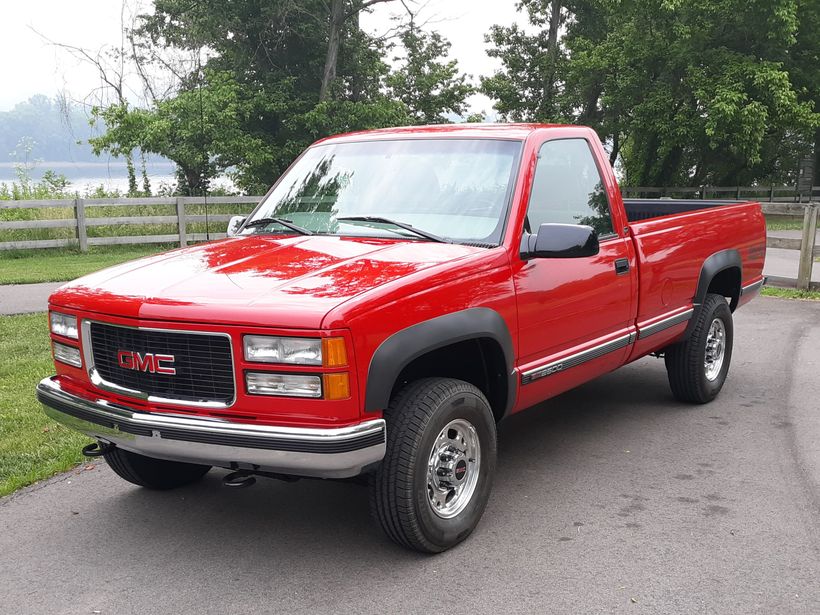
(117, 350, 176, 375)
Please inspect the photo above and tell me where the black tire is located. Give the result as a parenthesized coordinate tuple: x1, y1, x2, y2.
(664, 293, 734, 403)
(103, 447, 211, 490)
(370, 377, 497, 553)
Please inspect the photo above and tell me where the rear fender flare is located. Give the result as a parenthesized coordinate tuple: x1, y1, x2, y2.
(685, 248, 742, 337)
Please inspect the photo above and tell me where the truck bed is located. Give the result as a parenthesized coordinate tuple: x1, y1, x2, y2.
(623, 199, 750, 223)
(623, 199, 766, 362)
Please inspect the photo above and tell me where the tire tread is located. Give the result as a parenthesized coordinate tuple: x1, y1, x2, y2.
(370, 377, 493, 553)
(103, 448, 210, 490)
(665, 293, 733, 404)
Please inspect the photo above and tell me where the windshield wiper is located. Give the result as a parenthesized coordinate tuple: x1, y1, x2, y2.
(243, 217, 313, 235)
(337, 216, 452, 244)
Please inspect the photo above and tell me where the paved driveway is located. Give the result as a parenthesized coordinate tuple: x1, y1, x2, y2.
(0, 282, 62, 315)
(1, 296, 819, 614)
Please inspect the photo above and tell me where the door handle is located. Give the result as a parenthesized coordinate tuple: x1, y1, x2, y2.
(614, 258, 630, 275)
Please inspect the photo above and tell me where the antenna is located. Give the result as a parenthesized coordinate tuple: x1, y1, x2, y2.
(196, 48, 210, 240)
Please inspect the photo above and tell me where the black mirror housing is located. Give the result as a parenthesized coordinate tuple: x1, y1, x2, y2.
(522, 223, 600, 259)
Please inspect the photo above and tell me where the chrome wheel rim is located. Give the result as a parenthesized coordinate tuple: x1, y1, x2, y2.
(427, 418, 481, 519)
(704, 318, 726, 381)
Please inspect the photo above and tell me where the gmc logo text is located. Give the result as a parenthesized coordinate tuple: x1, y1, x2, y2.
(117, 350, 176, 375)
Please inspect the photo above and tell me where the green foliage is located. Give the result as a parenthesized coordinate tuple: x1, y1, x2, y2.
(387, 29, 474, 124)
(761, 286, 820, 301)
(89, 0, 474, 194)
(482, 0, 819, 186)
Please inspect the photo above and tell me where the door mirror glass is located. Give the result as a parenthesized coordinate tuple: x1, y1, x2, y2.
(523, 223, 599, 259)
(227, 216, 246, 237)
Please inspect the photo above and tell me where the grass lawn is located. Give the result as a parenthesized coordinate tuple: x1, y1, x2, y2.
(765, 215, 805, 231)
(0, 244, 173, 285)
(0, 313, 90, 497)
(761, 287, 820, 300)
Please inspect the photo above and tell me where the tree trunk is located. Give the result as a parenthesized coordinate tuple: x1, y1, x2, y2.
(320, 0, 346, 101)
(813, 127, 820, 186)
(540, 0, 562, 120)
(609, 132, 620, 166)
(125, 152, 138, 196)
(350, 10, 362, 102)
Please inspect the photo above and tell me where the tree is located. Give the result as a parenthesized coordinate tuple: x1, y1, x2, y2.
(482, 0, 819, 186)
(481, 0, 566, 123)
(787, 0, 820, 184)
(89, 0, 471, 194)
(387, 27, 474, 124)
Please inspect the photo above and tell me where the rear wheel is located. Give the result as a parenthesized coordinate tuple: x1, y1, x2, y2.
(664, 292, 734, 403)
(370, 377, 497, 553)
(103, 447, 211, 490)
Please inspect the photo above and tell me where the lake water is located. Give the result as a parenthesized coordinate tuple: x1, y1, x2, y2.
(0, 161, 234, 195)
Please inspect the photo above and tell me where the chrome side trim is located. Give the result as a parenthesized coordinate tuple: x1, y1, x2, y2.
(637, 308, 694, 340)
(741, 278, 764, 296)
(37, 377, 385, 479)
(521, 333, 633, 385)
(81, 319, 237, 409)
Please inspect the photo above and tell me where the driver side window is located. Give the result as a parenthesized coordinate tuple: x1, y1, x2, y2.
(526, 139, 614, 238)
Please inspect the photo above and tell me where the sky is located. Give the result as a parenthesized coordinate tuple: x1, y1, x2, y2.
(0, 0, 527, 114)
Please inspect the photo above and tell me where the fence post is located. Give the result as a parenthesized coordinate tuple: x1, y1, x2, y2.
(176, 197, 187, 247)
(74, 197, 88, 252)
(769, 185, 775, 202)
(796, 203, 818, 290)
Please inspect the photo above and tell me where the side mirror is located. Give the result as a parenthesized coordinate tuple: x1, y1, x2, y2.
(522, 223, 599, 259)
(227, 215, 246, 237)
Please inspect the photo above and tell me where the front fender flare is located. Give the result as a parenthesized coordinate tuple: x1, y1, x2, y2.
(364, 307, 515, 415)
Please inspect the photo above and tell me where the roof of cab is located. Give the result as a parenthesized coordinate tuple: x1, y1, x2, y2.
(314, 123, 576, 145)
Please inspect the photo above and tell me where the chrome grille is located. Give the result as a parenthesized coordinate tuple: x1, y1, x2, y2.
(87, 322, 235, 405)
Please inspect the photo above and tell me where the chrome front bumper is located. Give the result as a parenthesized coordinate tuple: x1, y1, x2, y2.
(37, 377, 386, 479)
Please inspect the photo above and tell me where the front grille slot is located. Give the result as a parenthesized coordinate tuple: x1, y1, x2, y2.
(89, 323, 235, 405)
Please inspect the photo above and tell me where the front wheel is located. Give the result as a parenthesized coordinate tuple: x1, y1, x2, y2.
(370, 378, 497, 553)
(103, 447, 211, 490)
(664, 292, 734, 403)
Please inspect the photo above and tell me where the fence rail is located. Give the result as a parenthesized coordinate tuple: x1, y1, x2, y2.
(622, 185, 820, 202)
(1, 193, 818, 290)
(0, 196, 262, 252)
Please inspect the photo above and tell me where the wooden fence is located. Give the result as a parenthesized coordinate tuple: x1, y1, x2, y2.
(622, 185, 820, 202)
(0, 192, 817, 290)
(764, 202, 819, 291)
(0, 196, 261, 251)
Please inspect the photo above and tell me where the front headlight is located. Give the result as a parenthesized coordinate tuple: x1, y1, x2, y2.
(243, 335, 322, 365)
(245, 372, 322, 398)
(50, 312, 78, 339)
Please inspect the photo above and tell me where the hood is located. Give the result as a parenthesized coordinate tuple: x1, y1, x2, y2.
(49, 235, 485, 329)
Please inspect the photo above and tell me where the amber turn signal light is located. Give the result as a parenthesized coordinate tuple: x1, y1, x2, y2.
(323, 373, 350, 400)
(322, 337, 348, 367)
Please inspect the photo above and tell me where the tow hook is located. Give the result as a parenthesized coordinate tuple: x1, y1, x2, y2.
(222, 471, 257, 488)
(81, 441, 115, 458)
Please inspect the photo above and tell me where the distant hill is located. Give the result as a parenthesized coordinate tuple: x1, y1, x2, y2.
(0, 95, 105, 163)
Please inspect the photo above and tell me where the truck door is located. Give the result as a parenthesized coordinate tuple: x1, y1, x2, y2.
(512, 136, 637, 410)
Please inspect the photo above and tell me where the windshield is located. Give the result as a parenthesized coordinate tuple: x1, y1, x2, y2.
(243, 138, 522, 245)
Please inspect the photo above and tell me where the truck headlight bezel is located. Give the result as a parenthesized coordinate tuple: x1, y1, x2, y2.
(49, 312, 78, 339)
(243, 335, 323, 365)
(53, 341, 82, 367)
(245, 372, 322, 398)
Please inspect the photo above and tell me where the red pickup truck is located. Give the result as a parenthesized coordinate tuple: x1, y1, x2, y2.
(38, 124, 766, 552)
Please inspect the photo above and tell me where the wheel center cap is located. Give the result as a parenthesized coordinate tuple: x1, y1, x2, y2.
(454, 459, 468, 482)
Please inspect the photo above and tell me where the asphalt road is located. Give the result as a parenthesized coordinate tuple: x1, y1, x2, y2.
(1, 296, 819, 614)
(0, 282, 62, 315)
